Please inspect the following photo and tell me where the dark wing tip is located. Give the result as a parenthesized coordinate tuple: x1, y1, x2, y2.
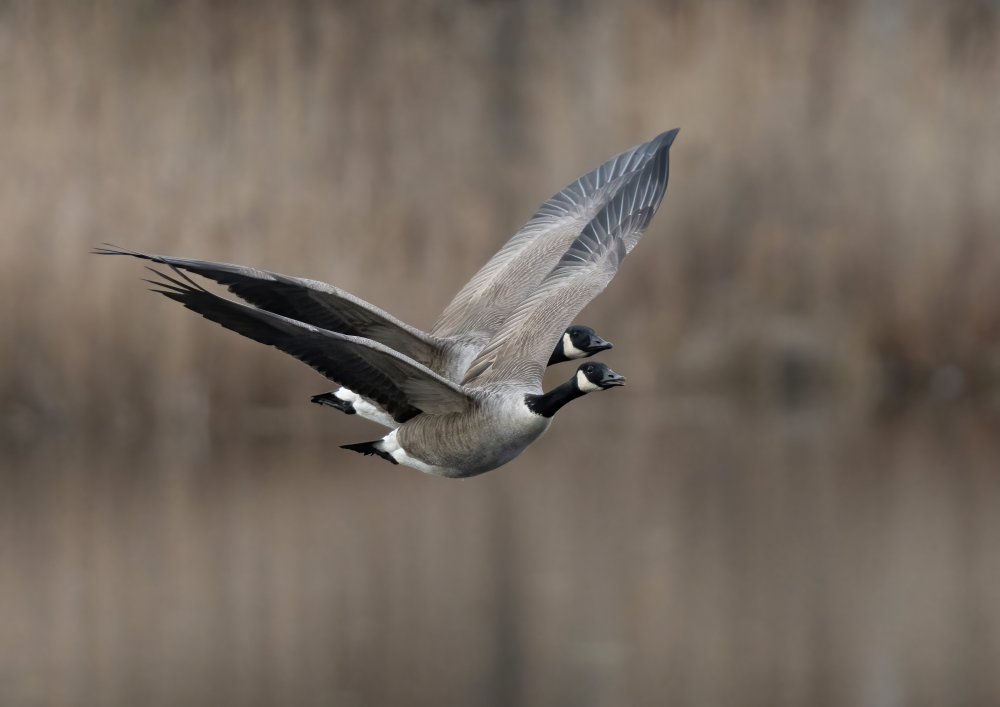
(93, 243, 134, 254)
(92, 244, 165, 264)
(657, 128, 680, 149)
(92, 243, 127, 256)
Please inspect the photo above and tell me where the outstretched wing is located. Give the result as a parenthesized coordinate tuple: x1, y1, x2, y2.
(431, 129, 679, 338)
(143, 267, 471, 423)
(94, 245, 440, 366)
(462, 135, 673, 388)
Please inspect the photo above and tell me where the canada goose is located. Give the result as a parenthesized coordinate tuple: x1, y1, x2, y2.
(309, 323, 613, 426)
(127, 127, 674, 477)
(95, 128, 672, 426)
(98, 239, 614, 427)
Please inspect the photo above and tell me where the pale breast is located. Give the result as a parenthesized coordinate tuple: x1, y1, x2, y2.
(395, 394, 551, 477)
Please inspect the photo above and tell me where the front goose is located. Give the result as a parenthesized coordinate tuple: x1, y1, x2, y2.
(94, 129, 674, 427)
(133, 127, 675, 477)
(309, 323, 612, 426)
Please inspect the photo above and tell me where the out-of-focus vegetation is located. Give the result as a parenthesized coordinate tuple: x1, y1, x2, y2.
(2, 0, 999, 441)
(3, 4, 1000, 707)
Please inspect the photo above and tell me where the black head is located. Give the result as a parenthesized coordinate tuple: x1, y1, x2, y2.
(525, 360, 626, 418)
(575, 361, 627, 392)
(549, 325, 614, 364)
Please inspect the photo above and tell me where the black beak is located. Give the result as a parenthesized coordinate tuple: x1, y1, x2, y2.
(601, 370, 627, 387)
(588, 336, 614, 354)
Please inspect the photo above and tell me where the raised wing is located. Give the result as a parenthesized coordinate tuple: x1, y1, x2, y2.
(143, 267, 472, 423)
(462, 134, 673, 388)
(94, 245, 440, 366)
(431, 129, 679, 338)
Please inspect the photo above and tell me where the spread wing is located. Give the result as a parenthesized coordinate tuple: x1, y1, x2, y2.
(143, 267, 471, 423)
(94, 245, 441, 366)
(431, 129, 679, 338)
(462, 136, 673, 388)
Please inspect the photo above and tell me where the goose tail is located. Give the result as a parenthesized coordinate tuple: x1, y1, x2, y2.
(312, 392, 356, 414)
(341, 440, 399, 465)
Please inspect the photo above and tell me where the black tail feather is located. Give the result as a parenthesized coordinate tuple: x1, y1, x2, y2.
(311, 392, 356, 414)
(341, 440, 398, 465)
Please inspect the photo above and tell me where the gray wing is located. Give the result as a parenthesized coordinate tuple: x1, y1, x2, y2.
(94, 245, 441, 366)
(431, 129, 679, 338)
(143, 267, 471, 423)
(462, 136, 673, 388)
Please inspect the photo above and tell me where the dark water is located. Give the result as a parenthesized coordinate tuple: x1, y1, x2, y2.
(2, 398, 998, 707)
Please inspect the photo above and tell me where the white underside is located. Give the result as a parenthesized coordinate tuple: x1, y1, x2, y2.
(335, 386, 398, 429)
(333, 387, 357, 402)
(376, 429, 462, 477)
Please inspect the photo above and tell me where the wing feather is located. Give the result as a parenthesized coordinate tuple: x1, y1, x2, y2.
(431, 129, 679, 338)
(463, 136, 674, 387)
(94, 245, 440, 365)
(143, 266, 471, 422)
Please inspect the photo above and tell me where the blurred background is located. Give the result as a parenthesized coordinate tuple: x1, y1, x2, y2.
(2, 0, 999, 705)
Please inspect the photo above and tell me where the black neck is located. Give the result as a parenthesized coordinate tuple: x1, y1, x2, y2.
(547, 340, 568, 365)
(524, 379, 584, 418)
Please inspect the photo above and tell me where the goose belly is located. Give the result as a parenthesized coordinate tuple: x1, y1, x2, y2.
(386, 402, 551, 478)
(376, 430, 465, 478)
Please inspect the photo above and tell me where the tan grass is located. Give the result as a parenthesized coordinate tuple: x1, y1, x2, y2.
(1, 0, 998, 437)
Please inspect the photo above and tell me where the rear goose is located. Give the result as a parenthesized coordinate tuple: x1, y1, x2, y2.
(307, 323, 610, 426)
(132, 127, 674, 477)
(94, 129, 674, 427)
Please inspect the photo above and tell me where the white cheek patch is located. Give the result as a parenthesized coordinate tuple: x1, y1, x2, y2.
(576, 369, 601, 392)
(563, 332, 587, 359)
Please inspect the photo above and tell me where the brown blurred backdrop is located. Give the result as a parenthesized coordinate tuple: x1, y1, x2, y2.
(1, 1, 999, 706)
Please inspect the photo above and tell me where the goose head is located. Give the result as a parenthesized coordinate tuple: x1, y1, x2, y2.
(574, 361, 627, 392)
(525, 361, 626, 418)
(548, 325, 614, 364)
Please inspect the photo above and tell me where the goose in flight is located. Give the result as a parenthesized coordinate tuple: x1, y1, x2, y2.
(114, 128, 676, 477)
(98, 240, 614, 426)
(95, 128, 673, 427)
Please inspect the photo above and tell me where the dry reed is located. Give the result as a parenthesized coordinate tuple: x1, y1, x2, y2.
(1, 0, 998, 440)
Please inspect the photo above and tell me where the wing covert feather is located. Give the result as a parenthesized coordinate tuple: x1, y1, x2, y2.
(464, 133, 674, 387)
(431, 129, 678, 338)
